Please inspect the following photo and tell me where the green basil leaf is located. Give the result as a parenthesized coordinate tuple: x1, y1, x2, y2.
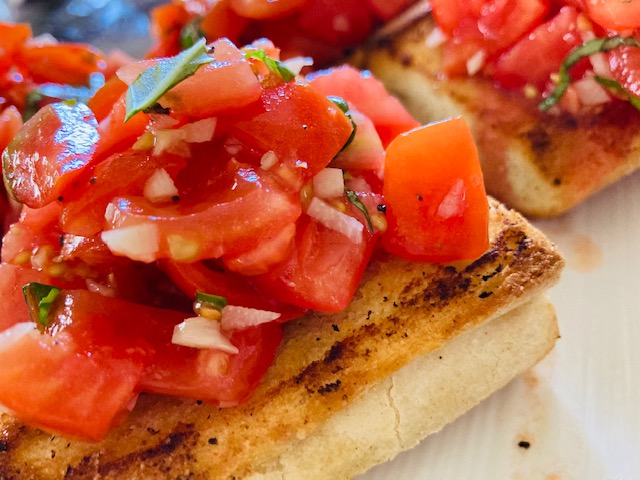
(125, 37, 213, 121)
(594, 75, 640, 111)
(22, 283, 61, 326)
(195, 291, 228, 310)
(345, 189, 374, 233)
(540, 35, 640, 111)
(243, 49, 296, 82)
(328, 96, 357, 153)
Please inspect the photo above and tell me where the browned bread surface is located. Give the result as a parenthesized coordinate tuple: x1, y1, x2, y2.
(0, 199, 563, 479)
(354, 15, 640, 217)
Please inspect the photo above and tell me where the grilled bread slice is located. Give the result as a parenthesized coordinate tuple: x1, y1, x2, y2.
(353, 14, 640, 218)
(0, 198, 563, 479)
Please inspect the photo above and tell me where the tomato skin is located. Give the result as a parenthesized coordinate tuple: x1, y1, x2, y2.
(307, 65, 419, 147)
(432, 0, 550, 75)
(491, 6, 583, 90)
(158, 38, 263, 117)
(0, 324, 143, 442)
(297, 0, 375, 47)
(585, 0, 640, 30)
(381, 118, 489, 263)
(2, 102, 99, 208)
(227, 81, 354, 179)
(609, 32, 640, 98)
(366, 0, 415, 21)
(230, 0, 309, 19)
(252, 215, 377, 312)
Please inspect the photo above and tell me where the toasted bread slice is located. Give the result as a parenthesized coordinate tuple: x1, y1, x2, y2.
(353, 14, 640, 217)
(0, 199, 563, 479)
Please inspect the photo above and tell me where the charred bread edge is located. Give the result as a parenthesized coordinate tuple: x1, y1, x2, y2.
(250, 295, 557, 479)
(0, 199, 564, 479)
(354, 15, 640, 217)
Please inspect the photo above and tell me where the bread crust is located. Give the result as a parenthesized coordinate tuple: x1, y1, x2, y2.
(0, 199, 563, 479)
(354, 15, 640, 217)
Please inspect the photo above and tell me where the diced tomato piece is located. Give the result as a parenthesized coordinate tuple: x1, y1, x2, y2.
(0, 323, 142, 441)
(159, 260, 306, 321)
(585, 0, 640, 30)
(102, 161, 302, 263)
(147, 3, 191, 58)
(252, 214, 377, 312)
(0, 105, 23, 153)
(61, 150, 186, 237)
(87, 74, 128, 122)
(0, 22, 32, 59)
(432, 0, 550, 75)
(18, 43, 106, 86)
(330, 109, 385, 173)
(230, 0, 308, 19)
(157, 38, 262, 117)
(199, 0, 250, 44)
(609, 33, 640, 98)
(381, 118, 489, 262)
(297, 0, 375, 47)
(226, 81, 354, 178)
(307, 65, 419, 146)
(491, 7, 583, 91)
(2, 102, 99, 208)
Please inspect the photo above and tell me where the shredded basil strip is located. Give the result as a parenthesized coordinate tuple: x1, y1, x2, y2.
(180, 18, 203, 50)
(328, 96, 357, 153)
(594, 75, 640, 111)
(125, 37, 213, 121)
(540, 35, 640, 111)
(22, 283, 61, 326)
(243, 49, 296, 82)
(345, 189, 374, 233)
(195, 291, 228, 310)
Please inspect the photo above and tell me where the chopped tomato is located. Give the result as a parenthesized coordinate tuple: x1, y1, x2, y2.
(297, 0, 375, 47)
(102, 161, 302, 263)
(381, 118, 489, 262)
(0, 105, 22, 152)
(2, 102, 99, 208)
(252, 214, 378, 312)
(157, 38, 262, 117)
(199, 0, 249, 44)
(366, 0, 415, 21)
(87, 75, 129, 122)
(431, 0, 550, 75)
(230, 0, 309, 19)
(585, 0, 640, 30)
(609, 33, 640, 98)
(0, 322, 142, 441)
(491, 6, 583, 91)
(226, 81, 354, 179)
(307, 65, 420, 146)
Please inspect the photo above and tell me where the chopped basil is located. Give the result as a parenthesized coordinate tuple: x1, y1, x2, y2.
(539, 35, 640, 111)
(594, 75, 640, 111)
(195, 291, 228, 310)
(328, 96, 357, 153)
(22, 283, 61, 326)
(180, 18, 203, 50)
(345, 189, 374, 233)
(125, 37, 214, 121)
(243, 49, 296, 82)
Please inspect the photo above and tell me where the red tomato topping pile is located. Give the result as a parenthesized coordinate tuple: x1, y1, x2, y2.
(0, 37, 489, 440)
(431, 0, 640, 112)
(147, 0, 417, 67)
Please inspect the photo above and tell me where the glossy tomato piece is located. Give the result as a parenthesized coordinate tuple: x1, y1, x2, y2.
(609, 33, 640, 98)
(226, 81, 354, 179)
(102, 161, 302, 263)
(585, 0, 640, 30)
(61, 150, 187, 237)
(381, 118, 489, 262)
(199, 0, 249, 44)
(491, 6, 583, 90)
(18, 42, 106, 86)
(147, 3, 190, 58)
(160, 260, 306, 321)
(230, 0, 308, 19)
(432, 0, 550, 75)
(252, 214, 377, 312)
(0, 323, 142, 441)
(307, 65, 419, 146)
(157, 38, 262, 117)
(297, 0, 375, 47)
(3, 101, 99, 208)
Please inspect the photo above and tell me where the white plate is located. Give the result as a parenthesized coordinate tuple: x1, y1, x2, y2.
(360, 171, 640, 479)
